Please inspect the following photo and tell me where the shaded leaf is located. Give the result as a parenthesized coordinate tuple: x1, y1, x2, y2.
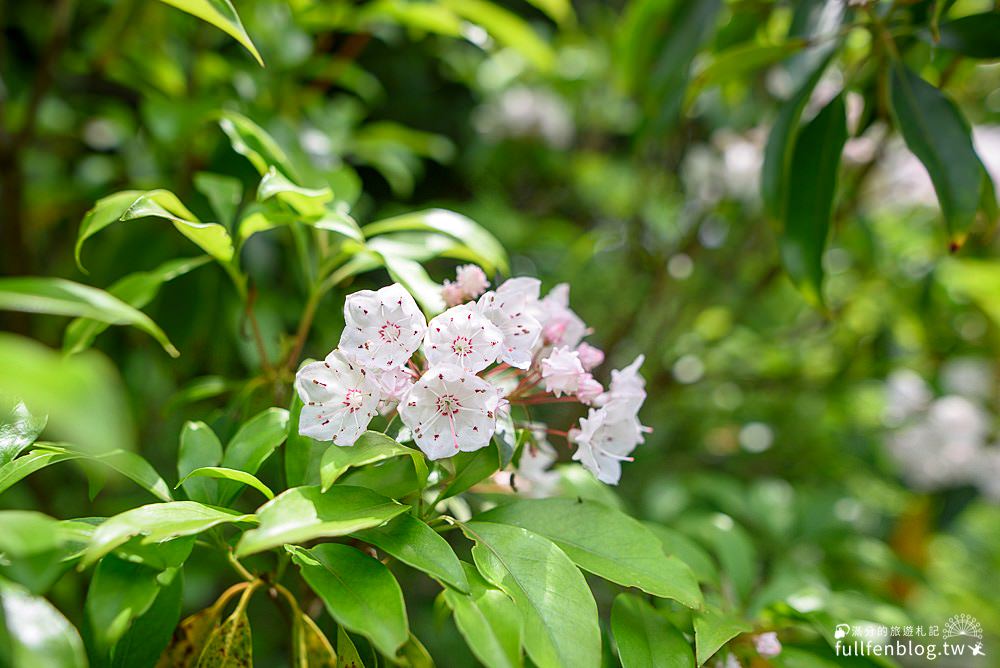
(289, 543, 409, 657)
(85, 556, 162, 653)
(194, 172, 243, 227)
(321, 431, 427, 491)
(438, 442, 501, 501)
(611, 593, 693, 668)
(692, 607, 751, 666)
(178, 421, 224, 505)
(292, 612, 337, 668)
(927, 12, 1000, 59)
(218, 111, 299, 180)
(235, 485, 408, 557)
(218, 407, 289, 504)
(196, 606, 253, 667)
(112, 567, 184, 668)
(337, 625, 365, 668)
(156, 606, 221, 668)
(442, 562, 521, 668)
(353, 513, 468, 592)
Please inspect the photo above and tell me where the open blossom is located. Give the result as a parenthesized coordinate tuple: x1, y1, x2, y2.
(576, 374, 603, 405)
(600, 355, 647, 420)
(424, 304, 503, 372)
(455, 264, 489, 299)
(477, 277, 542, 369)
(576, 342, 604, 371)
(340, 283, 426, 370)
(399, 365, 500, 460)
(541, 346, 584, 396)
(535, 283, 587, 349)
(571, 408, 646, 484)
(295, 350, 381, 446)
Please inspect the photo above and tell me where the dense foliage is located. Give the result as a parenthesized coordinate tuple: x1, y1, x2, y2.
(2, 0, 1000, 666)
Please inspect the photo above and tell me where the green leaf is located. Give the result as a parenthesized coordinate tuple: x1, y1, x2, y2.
(686, 40, 807, 108)
(476, 499, 702, 608)
(0, 335, 132, 456)
(178, 467, 274, 500)
(257, 167, 333, 216)
(438, 0, 555, 71)
(289, 543, 409, 657)
(353, 513, 468, 592)
(85, 556, 163, 653)
(363, 209, 508, 275)
(337, 626, 365, 668)
(462, 521, 600, 668)
(927, 12, 1000, 59)
(218, 407, 289, 504)
(218, 111, 299, 180)
(611, 593, 693, 668)
(678, 514, 757, 602)
(65, 256, 211, 355)
(395, 633, 434, 668)
(0, 401, 46, 467)
(156, 0, 264, 66)
(194, 172, 243, 227)
(82, 501, 256, 568)
(438, 442, 501, 501)
(76, 190, 234, 269)
(780, 93, 847, 305)
(761, 54, 832, 221)
(80, 447, 174, 502)
(112, 567, 183, 668)
(0, 277, 178, 357)
(285, 392, 325, 488)
(442, 563, 521, 668)
(0, 448, 80, 496)
(692, 607, 751, 666)
(642, 524, 718, 585)
(178, 421, 224, 505)
(0, 578, 87, 668)
(292, 612, 337, 668)
(235, 485, 408, 557)
(890, 64, 995, 247)
(0, 511, 73, 557)
(196, 605, 253, 667)
(321, 431, 427, 491)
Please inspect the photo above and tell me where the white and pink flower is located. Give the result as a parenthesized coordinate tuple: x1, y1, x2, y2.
(339, 283, 426, 370)
(541, 346, 585, 397)
(477, 277, 542, 369)
(424, 304, 504, 373)
(295, 350, 381, 446)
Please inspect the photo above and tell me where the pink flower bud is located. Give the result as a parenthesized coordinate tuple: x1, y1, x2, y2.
(441, 281, 465, 307)
(753, 632, 781, 658)
(455, 264, 489, 299)
(575, 342, 604, 371)
(576, 374, 603, 405)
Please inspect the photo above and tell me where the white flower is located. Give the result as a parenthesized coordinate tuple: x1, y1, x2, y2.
(535, 283, 587, 349)
(441, 281, 465, 307)
(884, 369, 931, 425)
(399, 365, 500, 460)
(424, 304, 504, 373)
(754, 632, 782, 658)
(455, 264, 490, 299)
(576, 374, 603, 405)
(373, 367, 416, 403)
(576, 342, 604, 371)
(295, 350, 381, 446)
(339, 283, 426, 370)
(541, 346, 584, 396)
(571, 408, 645, 485)
(600, 355, 647, 420)
(477, 277, 542, 369)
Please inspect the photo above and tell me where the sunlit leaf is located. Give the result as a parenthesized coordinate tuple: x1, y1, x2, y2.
(157, 0, 264, 66)
(177, 467, 274, 500)
(218, 111, 299, 180)
(353, 513, 468, 592)
(321, 431, 427, 491)
(0, 401, 46, 467)
(218, 407, 289, 504)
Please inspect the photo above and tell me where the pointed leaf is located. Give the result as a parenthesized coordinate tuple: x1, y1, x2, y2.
(438, 442, 501, 501)
(693, 607, 751, 666)
(0, 401, 46, 466)
(194, 172, 243, 227)
(196, 606, 253, 667)
(442, 562, 521, 668)
(337, 626, 365, 668)
(321, 431, 427, 490)
(156, 606, 221, 668)
(218, 111, 299, 179)
(353, 513, 468, 592)
(157, 0, 263, 66)
(218, 407, 288, 504)
(462, 521, 600, 668)
(235, 485, 408, 557)
(178, 421, 224, 504)
(289, 543, 408, 657)
(926, 13, 1000, 59)
(611, 593, 694, 668)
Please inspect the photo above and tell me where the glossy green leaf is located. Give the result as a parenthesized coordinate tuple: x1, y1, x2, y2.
(285, 392, 325, 488)
(194, 172, 243, 227)
(81, 446, 174, 502)
(82, 501, 255, 567)
(363, 208, 508, 275)
(218, 111, 299, 180)
(289, 543, 409, 657)
(65, 256, 211, 355)
(477, 499, 702, 608)
(0, 448, 81, 496)
(321, 431, 427, 491)
(0, 578, 87, 668)
(438, 0, 554, 71)
(218, 407, 289, 504)
(112, 567, 183, 668)
(76, 190, 234, 268)
(178, 421, 224, 504)
(258, 166, 333, 216)
(395, 633, 434, 668)
(438, 442, 501, 501)
(611, 593, 693, 668)
(178, 467, 274, 500)
(292, 612, 337, 668)
(0, 511, 71, 557)
(156, 0, 263, 66)
(780, 93, 847, 304)
(353, 513, 468, 592)
(463, 521, 600, 668)
(85, 556, 163, 652)
(890, 64, 995, 246)
(692, 607, 751, 666)
(235, 485, 408, 557)
(928, 13, 1000, 59)
(380, 252, 446, 315)
(0, 401, 46, 467)
(443, 562, 521, 668)
(196, 606, 253, 666)
(0, 277, 178, 357)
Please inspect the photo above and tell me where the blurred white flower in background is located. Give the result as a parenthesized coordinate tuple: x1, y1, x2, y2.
(474, 86, 574, 148)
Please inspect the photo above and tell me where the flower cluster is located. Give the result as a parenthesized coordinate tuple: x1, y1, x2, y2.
(295, 269, 649, 485)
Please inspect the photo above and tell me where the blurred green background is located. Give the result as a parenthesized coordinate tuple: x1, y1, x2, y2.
(3, 0, 1000, 665)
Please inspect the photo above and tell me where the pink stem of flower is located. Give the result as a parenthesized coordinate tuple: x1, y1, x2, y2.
(485, 362, 511, 377)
